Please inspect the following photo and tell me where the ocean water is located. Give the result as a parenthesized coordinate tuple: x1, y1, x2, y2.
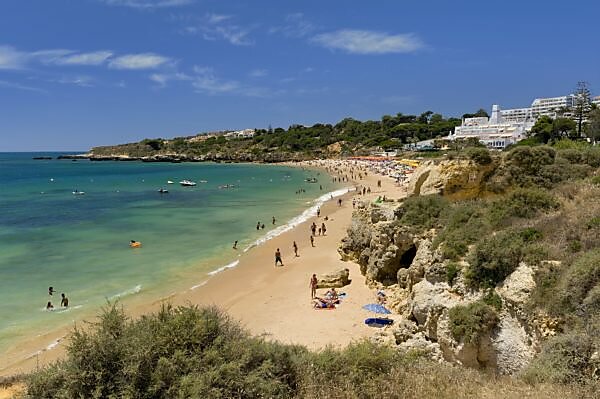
(0, 153, 343, 355)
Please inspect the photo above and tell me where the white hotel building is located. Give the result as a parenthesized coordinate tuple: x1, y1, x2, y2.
(451, 93, 597, 149)
(451, 105, 534, 149)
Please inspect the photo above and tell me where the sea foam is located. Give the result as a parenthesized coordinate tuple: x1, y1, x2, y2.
(108, 284, 142, 300)
(243, 187, 352, 252)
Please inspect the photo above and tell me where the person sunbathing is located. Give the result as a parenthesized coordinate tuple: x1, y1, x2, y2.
(312, 297, 336, 309)
(325, 288, 339, 302)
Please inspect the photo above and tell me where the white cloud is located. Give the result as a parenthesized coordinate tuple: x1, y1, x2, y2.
(109, 53, 172, 69)
(54, 76, 95, 87)
(192, 66, 239, 94)
(0, 79, 47, 93)
(207, 13, 232, 24)
(149, 72, 190, 87)
(270, 13, 315, 38)
(100, 0, 193, 9)
(182, 14, 254, 46)
(249, 69, 268, 78)
(54, 51, 113, 66)
(0, 46, 27, 69)
(312, 30, 423, 54)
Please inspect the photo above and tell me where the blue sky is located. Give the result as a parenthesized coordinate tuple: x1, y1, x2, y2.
(1, 0, 599, 151)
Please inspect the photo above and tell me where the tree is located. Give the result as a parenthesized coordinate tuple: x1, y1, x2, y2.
(587, 108, 600, 144)
(553, 118, 577, 139)
(529, 115, 554, 143)
(462, 108, 489, 119)
(573, 81, 592, 137)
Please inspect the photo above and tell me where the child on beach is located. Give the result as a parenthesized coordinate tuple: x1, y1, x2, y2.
(310, 235, 315, 247)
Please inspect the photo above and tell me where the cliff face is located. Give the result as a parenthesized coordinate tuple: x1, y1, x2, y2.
(407, 159, 495, 200)
(340, 201, 548, 374)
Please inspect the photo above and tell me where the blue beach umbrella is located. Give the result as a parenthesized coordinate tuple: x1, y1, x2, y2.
(362, 303, 392, 314)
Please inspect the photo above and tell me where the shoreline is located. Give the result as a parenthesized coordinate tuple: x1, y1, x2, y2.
(0, 159, 406, 378)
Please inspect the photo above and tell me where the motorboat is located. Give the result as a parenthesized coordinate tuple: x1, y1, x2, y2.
(218, 184, 236, 189)
(72, 190, 85, 195)
(167, 180, 174, 184)
(179, 180, 197, 186)
(158, 188, 169, 193)
(199, 180, 208, 183)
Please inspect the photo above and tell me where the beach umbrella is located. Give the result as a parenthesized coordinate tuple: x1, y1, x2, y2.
(362, 303, 391, 314)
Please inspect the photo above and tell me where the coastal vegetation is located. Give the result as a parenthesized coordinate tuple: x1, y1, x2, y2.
(88, 110, 464, 160)
(22, 303, 596, 399)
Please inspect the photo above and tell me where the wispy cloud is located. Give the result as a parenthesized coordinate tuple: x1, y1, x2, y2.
(0, 45, 27, 69)
(0, 79, 47, 93)
(149, 72, 190, 87)
(53, 51, 113, 66)
(191, 66, 240, 94)
(269, 13, 316, 38)
(249, 69, 268, 78)
(53, 75, 95, 87)
(99, 0, 193, 9)
(182, 14, 254, 46)
(109, 53, 173, 70)
(312, 30, 424, 54)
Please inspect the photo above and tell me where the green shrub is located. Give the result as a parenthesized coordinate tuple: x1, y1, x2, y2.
(466, 231, 524, 288)
(557, 149, 583, 164)
(522, 333, 595, 384)
(434, 203, 489, 260)
(591, 175, 600, 186)
(482, 290, 503, 310)
(446, 262, 461, 286)
(396, 195, 449, 230)
(448, 301, 499, 344)
(519, 227, 543, 242)
(489, 188, 559, 225)
(465, 147, 492, 165)
(555, 250, 600, 314)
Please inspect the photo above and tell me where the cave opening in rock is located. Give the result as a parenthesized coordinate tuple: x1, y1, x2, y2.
(400, 244, 417, 268)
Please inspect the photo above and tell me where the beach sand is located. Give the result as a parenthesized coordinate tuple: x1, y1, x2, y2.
(0, 160, 406, 378)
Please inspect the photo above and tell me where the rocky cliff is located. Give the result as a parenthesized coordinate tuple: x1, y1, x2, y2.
(339, 200, 558, 375)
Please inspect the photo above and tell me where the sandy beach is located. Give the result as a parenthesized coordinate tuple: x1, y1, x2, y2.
(0, 159, 406, 378)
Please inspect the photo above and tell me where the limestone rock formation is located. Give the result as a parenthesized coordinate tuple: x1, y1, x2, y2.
(406, 159, 493, 200)
(317, 268, 351, 288)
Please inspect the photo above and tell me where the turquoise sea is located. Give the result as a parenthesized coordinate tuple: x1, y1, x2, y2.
(0, 153, 343, 357)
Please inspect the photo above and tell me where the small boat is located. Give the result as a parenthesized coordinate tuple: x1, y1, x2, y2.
(167, 180, 174, 184)
(305, 177, 318, 183)
(179, 180, 197, 186)
(199, 180, 208, 183)
(218, 184, 236, 189)
(158, 188, 169, 193)
(72, 190, 85, 195)
(129, 241, 142, 248)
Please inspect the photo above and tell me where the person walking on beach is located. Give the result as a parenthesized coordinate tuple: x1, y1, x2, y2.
(233, 240, 238, 249)
(293, 241, 299, 257)
(318, 227, 322, 236)
(60, 293, 69, 308)
(317, 208, 320, 217)
(311, 222, 317, 236)
(338, 198, 342, 207)
(310, 274, 318, 299)
(321, 223, 327, 236)
(310, 235, 315, 247)
(377, 180, 381, 188)
(275, 248, 284, 266)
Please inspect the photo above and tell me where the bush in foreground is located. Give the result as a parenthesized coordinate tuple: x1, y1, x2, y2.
(24, 303, 599, 399)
